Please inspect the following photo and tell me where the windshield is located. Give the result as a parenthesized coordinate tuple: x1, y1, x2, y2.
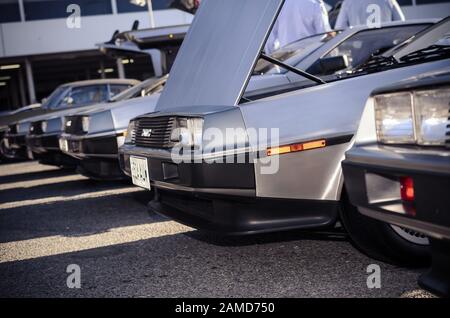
(321, 24, 430, 74)
(42, 86, 69, 109)
(354, 18, 450, 74)
(254, 32, 339, 75)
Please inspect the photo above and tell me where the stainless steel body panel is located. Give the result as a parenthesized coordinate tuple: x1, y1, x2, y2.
(241, 60, 450, 200)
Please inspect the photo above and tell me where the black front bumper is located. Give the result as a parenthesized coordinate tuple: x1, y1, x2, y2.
(27, 134, 59, 154)
(119, 147, 338, 235)
(64, 135, 119, 158)
(4, 134, 27, 159)
(27, 133, 78, 167)
(63, 134, 124, 180)
(342, 147, 450, 240)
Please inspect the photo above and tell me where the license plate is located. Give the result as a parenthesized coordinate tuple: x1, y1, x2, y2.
(59, 138, 69, 152)
(130, 156, 151, 190)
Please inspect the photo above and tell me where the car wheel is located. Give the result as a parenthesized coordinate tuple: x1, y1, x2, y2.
(340, 191, 430, 267)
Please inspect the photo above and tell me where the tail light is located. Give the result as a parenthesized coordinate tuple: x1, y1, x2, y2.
(400, 177, 414, 202)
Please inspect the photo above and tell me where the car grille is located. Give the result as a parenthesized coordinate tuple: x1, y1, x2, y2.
(29, 121, 43, 135)
(8, 124, 17, 135)
(133, 116, 176, 148)
(64, 116, 85, 135)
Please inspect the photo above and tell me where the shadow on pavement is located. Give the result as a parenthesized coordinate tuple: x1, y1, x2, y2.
(0, 229, 422, 298)
(0, 191, 154, 243)
(185, 227, 348, 247)
(0, 167, 75, 184)
(0, 178, 130, 204)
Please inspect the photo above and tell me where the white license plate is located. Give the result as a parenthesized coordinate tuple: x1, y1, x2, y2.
(59, 138, 69, 152)
(130, 156, 151, 190)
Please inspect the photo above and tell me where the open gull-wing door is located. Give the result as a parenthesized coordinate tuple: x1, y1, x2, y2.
(97, 25, 191, 76)
(125, 25, 190, 50)
(98, 25, 190, 57)
(156, 0, 285, 110)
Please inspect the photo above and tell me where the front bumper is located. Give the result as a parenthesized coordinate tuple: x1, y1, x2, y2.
(119, 144, 338, 235)
(3, 134, 27, 159)
(60, 131, 122, 160)
(342, 144, 450, 241)
(26, 133, 59, 154)
(26, 132, 78, 167)
(60, 131, 125, 179)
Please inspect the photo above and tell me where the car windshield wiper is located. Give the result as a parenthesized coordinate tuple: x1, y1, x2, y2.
(260, 53, 326, 84)
(351, 54, 398, 74)
(352, 44, 450, 74)
(399, 44, 450, 63)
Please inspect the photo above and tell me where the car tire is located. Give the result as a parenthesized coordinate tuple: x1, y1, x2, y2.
(340, 191, 430, 267)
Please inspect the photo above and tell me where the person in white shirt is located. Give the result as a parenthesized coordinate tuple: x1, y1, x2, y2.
(265, 0, 331, 54)
(335, 0, 405, 30)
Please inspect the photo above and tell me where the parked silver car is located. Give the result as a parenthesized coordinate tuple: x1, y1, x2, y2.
(59, 20, 432, 180)
(3, 79, 138, 161)
(59, 76, 167, 179)
(119, 0, 450, 266)
(24, 78, 159, 168)
(342, 70, 450, 295)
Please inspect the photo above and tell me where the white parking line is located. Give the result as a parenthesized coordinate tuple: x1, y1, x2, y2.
(0, 187, 143, 210)
(0, 222, 192, 263)
(0, 174, 87, 191)
(0, 161, 57, 176)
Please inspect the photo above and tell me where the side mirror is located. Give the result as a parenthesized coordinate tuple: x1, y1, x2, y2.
(318, 55, 349, 75)
(64, 96, 74, 105)
(307, 55, 349, 75)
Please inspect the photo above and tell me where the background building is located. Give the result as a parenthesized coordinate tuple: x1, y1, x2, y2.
(0, 0, 449, 111)
(0, 0, 193, 111)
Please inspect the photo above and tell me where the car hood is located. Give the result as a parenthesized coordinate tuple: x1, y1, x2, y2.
(372, 68, 450, 94)
(18, 101, 112, 126)
(0, 107, 49, 128)
(83, 94, 161, 134)
(155, 0, 284, 111)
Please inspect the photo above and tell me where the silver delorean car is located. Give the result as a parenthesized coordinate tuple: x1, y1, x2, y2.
(59, 20, 433, 180)
(342, 70, 450, 295)
(59, 76, 167, 179)
(23, 79, 139, 167)
(4, 79, 138, 163)
(119, 0, 450, 265)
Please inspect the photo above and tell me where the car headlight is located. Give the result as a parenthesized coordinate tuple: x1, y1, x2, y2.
(124, 120, 136, 144)
(374, 87, 450, 146)
(81, 116, 90, 133)
(375, 92, 415, 144)
(41, 121, 48, 133)
(414, 88, 449, 146)
(170, 118, 204, 148)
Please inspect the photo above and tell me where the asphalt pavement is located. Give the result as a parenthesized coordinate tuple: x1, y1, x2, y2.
(0, 161, 435, 298)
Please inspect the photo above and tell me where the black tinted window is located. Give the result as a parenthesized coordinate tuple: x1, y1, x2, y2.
(24, 0, 112, 21)
(0, 0, 21, 23)
(116, 0, 172, 13)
